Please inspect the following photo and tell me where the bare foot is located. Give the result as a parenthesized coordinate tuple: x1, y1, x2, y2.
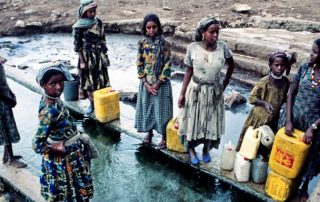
(157, 139, 166, 150)
(299, 189, 309, 202)
(8, 159, 27, 168)
(3, 155, 23, 164)
(143, 132, 153, 144)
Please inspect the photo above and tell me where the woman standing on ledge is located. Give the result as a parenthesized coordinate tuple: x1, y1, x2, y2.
(178, 17, 234, 165)
(73, 0, 110, 114)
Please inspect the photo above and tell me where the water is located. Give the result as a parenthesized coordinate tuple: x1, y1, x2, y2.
(1, 33, 318, 200)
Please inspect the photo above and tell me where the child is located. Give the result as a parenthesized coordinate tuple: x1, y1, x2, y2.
(279, 38, 320, 202)
(236, 51, 296, 157)
(0, 55, 27, 168)
(134, 13, 173, 149)
(73, 0, 110, 114)
(33, 63, 94, 201)
(178, 16, 235, 165)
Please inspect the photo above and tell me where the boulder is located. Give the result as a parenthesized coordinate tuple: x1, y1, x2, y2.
(15, 20, 25, 28)
(232, 4, 252, 13)
(224, 91, 246, 108)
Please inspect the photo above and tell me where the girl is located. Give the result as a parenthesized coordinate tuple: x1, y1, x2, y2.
(279, 38, 320, 202)
(33, 63, 94, 201)
(178, 17, 235, 165)
(73, 0, 110, 114)
(236, 51, 295, 157)
(0, 55, 27, 168)
(135, 13, 173, 149)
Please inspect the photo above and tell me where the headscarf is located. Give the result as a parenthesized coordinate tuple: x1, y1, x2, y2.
(141, 14, 165, 78)
(195, 16, 220, 41)
(72, 0, 98, 30)
(36, 62, 74, 85)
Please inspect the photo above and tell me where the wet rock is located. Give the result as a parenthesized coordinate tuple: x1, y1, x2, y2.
(118, 89, 137, 102)
(232, 4, 252, 13)
(224, 91, 246, 108)
(15, 20, 25, 28)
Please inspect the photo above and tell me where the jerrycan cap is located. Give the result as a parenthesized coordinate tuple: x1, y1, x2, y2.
(109, 89, 115, 92)
(174, 122, 179, 129)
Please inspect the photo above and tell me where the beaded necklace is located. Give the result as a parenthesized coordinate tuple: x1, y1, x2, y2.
(310, 64, 320, 89)
(44, 93, 60, 100)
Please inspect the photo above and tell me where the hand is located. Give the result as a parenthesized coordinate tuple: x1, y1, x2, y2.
(285, 121, 294, 136)
(151, 82, 161, 91)
(79, 61, 87, 69)
(178, 94, 186, 108)
(263, 101, 274, 114)
(144, 83, 157, 95)
(303, 127, 313, 144)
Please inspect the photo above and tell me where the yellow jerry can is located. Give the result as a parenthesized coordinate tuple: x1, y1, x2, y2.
(166, 118, 188, 153)
(93, 87, 120, 123)
(265, 170, 297, 202)
(239, 126, 261, 160)
(269, 127, 310, 179)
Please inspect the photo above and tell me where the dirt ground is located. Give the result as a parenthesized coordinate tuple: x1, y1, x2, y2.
(0, 0, 320, 35)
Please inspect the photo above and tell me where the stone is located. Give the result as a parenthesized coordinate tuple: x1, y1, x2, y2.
(224, 91, 246, 108)
(26, 21, 42, 27)
(232, 3, 252, 13)
(15, 20, 25, 28)
(122, 10, 135, 16)
(163, 6, 172, 11)
(24, 9, 34, 15)
(118, 89, 138, 102)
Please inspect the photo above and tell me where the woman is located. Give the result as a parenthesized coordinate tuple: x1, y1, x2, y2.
(73, 0, 110, 114)
(178, 17, 234, 165)
(279, 38, 320, 202)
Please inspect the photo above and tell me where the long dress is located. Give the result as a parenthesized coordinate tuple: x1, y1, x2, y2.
(73, 18, 110, 92)
(134, 36, 173, 135)
(33, 98, 93, 202)
(278, 63, 320, 183)
(235, 75, 290, 151)
(0, 64, 20, 145)
(178, 41, 232, 148)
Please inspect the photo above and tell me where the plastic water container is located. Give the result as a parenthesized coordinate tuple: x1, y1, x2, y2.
(239, 126, 261, 160)
(166, 118, 188, 153)
(64, 75, 79, 101)
(251, 156, 268, 183)
(234, 152, 251, 182)
(220, 141, 236, 171)
(93, 87, 120, 123)
(258, 125, 275, 149)
(269, 127, 310, 179)
(265, 170, 296, 202)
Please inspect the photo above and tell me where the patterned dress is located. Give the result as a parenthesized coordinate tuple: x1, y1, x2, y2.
(178, 41, 232, 148)
(73, 18, 110, 92)
(279, 63, 320, 182)
(134, 36, 173, 135)
(236, 75, 290, 151)
(33, 98, 93, 202)
(0, 64, 20, 145)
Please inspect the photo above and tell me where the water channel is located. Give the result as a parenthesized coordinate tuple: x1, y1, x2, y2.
(0, 33, 318, 201)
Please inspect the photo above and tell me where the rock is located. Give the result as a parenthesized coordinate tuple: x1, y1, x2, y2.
(26, 21, 42, 27)
(232, 3, 252, 13)
(15, 20, 25, 28)
(122, 10, 135, 16)
(163, 6, 172, 11)
(224, 91, 246, 108)
(10, 17, 15, 20)
(24, 9, 34, 15)
(118, 89, 137, 102)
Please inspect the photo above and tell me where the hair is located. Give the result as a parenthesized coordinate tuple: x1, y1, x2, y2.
(141, 13, 162, 36)
(314, 38, 320, 64)
(268, 52, 297, 75)
(40, 69, 65, 86)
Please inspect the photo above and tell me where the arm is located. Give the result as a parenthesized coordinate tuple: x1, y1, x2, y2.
(223, 57, 234, 91)
(178, 66, 193, 108)
(248, 80, 274, 113)
(73, 28, 87, 69)
(304, 118, 320, 144)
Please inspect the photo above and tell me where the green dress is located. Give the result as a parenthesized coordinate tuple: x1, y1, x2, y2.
(236, 75, 290, 151)
(73, 18, 110, 92)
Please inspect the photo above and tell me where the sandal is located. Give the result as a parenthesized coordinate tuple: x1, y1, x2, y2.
(143, 133, 153, 144)
(157, 140, 166, 150)
(202, 152, 211, 163)
(189, 152, 200, 166)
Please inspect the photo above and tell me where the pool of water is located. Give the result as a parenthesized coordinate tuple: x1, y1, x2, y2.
(1, 33, 318, 200)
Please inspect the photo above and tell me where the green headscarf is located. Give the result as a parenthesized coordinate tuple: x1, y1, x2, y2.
(72, 0, 97, 30)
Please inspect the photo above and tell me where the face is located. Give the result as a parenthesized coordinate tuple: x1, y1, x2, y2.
(42, 74, 65, 98)
(310, 43, 320, 64)
(202, 24, 219, 44)
(85, 7, 96, 19)
(270, 57, 286, 76)
(145, 21, 159, 38)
